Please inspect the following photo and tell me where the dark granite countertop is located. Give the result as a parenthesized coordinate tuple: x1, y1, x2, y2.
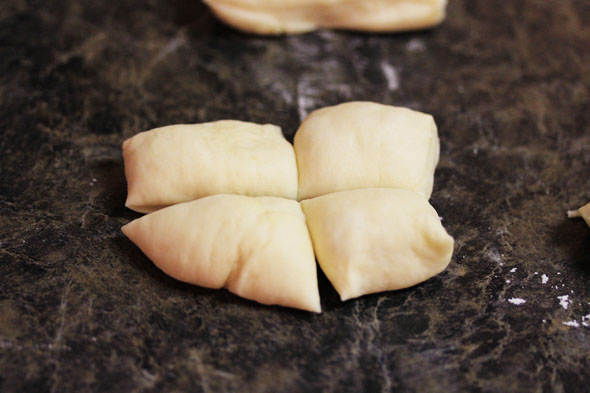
(1, 0, 590, 392)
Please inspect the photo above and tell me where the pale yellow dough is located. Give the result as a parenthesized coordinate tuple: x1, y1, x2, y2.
(568, 202, 590, 228)
(123, 121, 298, 213)
(294, 102, 440, 201)
(301, 188, 454, 301)
(122, 195, 321, 313)
(204, 0, 448, 35)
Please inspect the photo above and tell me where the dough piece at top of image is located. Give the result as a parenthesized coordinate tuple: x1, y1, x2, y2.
(294, 102, 440, 201)
(204, 0, 448, 35)
(301, 188, 454, 301)
(123, 121, 298, 213)
(122, 194, 321, 313)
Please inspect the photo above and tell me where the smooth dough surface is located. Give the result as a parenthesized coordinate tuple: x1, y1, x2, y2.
(122, 195, 321, 312)
(123, 121, 298, 213)
(301, 188, 454, 301)
(294, 102, 440, 201)
(204, 0, 448, 35)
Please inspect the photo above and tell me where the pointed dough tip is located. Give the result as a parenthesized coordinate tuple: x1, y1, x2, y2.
(567, 210, 581, 218)
(121, 220, 136, 238)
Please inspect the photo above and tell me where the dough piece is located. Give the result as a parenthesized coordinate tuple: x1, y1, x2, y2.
(122, 195, 321, 312)
(204, 0, 448, 35)
(301, 188, 454, 301)
(123, 121, 298, 213)
(567, 202, 590, 228)
(294, 102, 440, 201)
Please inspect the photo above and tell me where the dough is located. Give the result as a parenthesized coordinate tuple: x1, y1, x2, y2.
(568, 202, 590, 228)
(123, 121, 298, 213)
(301, 188, 454, 301)
(122, 194, 321, 312)
(204, 0, 448, 35)
(294, 102, 440, 201)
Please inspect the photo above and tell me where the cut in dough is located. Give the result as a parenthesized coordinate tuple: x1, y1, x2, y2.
(568, 202, 590, 228)
(123, 121, 298, 213)
(204, 0, 448, 35)
(301, 188, 454, 301)
(122, 195, 321, 312)
(294, 102, 440, 201)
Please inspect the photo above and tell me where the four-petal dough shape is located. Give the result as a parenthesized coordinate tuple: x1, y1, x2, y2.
(122, 194, 321, 313)
(568, 202, 590, 228)
(123, 121, 298, 213)
(301, 188, 454, 301)
(204, 0, 448, 35)
(295, 102, 440, 201)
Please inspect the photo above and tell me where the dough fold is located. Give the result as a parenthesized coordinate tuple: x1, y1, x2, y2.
(204, 0, 448, 35)
(122, 194, 321, 313)
(294, 102, 440, 201)
(301, 188, 454, 301)
(123, 121, 298, 213)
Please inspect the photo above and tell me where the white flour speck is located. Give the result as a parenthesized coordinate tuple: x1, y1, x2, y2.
(510, 268, 517, 273)
(557, 272, 561, 275)
(406, 38, 425, 52)
(506, 280, 511, 283)
(487, 249, 503, 265)
(296, 79, 319, 121)
(562, 320, 580, 327)
(557, 295, 570, 310)
(380, 62, 399, 91)
(534, 272, 538, 275)
(541, 274, 549, 284)
(508, 298, 526, 305)
(297, 94, 315, 121)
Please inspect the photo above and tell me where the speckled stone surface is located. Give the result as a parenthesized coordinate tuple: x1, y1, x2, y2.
(1, 1, 590, 392)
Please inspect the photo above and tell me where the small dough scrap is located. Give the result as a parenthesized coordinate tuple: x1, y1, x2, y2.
(294, 102, 440, 201)
(122, 195, 321, 313)
(568, 202, 590, 228)
(204, 0, 448, 35)
(301, 188, 454, 301)
(123, 121, 298, 213)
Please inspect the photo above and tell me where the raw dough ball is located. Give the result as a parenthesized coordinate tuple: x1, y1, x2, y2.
(123, 121, 298, 213)
(301, 188, 454, 301)
(294, 102, 440, 201)
(122, 194, 321, 313)
(204, 0, 448, 35)
(568, 202, 590, 228)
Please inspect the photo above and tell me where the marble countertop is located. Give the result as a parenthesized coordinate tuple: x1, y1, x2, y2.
(1, 0, 589, 392)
